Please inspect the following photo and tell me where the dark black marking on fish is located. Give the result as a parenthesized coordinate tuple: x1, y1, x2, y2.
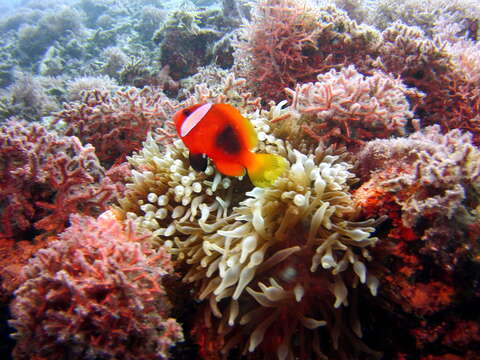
(189, 153, 208, 171)
(215, 124, 241, 155)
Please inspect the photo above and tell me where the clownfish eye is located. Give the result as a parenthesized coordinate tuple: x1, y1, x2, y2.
(183, 109, 192, 117)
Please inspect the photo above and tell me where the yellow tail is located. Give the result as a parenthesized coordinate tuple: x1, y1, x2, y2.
(246, 153, 288, 187)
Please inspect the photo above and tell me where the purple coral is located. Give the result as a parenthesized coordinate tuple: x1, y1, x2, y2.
(9, 212, 183, 360)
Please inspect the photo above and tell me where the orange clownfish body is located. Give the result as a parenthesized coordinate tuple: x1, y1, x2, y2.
(173, 103, 287, 187)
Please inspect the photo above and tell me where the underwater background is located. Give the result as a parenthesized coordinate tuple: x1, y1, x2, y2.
(0, 0, 479, 359)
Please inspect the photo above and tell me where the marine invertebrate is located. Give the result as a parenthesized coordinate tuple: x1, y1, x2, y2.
(181, 66, 262, 113)
(135, 5, 167, 41)
(53, 87, 176, 166)
(2, 72, 58, 121)
(17, 6, 85, 61)
(66, 75, 118, 101)
(352, 125, 480, 359)
(155, 8, 235, 80)
(440, 39, 480, 145)
(0, 120, 118, 240)
(370, 0, 480, 38)
(116, 110, 382, 358)
(281, 65, 422, 150)
(0, 237, 47, 302)
(356, 125, 480, 228)
(187, 148, 382, 360)
(9, 212, 183, 360)
(234, 0, 381, 101)
(114, 133, 244, 241)
(100, 47, 129, 79)
(373, 22, 480, 135)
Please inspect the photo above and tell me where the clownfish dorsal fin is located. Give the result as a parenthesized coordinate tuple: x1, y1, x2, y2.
(180, 103, 213, 137)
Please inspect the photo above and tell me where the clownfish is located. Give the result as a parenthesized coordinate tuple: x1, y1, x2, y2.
(173, 103, 287, 187)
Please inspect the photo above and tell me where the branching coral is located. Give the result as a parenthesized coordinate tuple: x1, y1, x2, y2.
(356, 125, 480, 228)
(180, 66, 262, 112)
(370, 0, 480, 39)
(441, 40, 480, 145)
(372, 22, 480, 138)
(116, 109, 382, 359)
(155, 8, 235, 80)
(9, 212, 183, 360)
(0, 120, 118, 240)
(53, 87, 176, 166)
(279, 65, 422, 150)
(234, 0, 381, 101)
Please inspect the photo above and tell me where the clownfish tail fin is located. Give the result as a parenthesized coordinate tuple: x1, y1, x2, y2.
(247, 153, 288, 188)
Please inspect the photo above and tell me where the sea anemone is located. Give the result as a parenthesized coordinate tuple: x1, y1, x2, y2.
(116, 111, 382, 358)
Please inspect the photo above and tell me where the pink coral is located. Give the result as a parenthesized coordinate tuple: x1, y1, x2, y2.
(374, 22, 480, 143)
(234, 0, 381, 101)
(53, 87, 176, 166)
(9, 212, 183, 360)
(0, 120, 119, 240)
(285, 65, 422, 149)
(356, 125, 480, 227)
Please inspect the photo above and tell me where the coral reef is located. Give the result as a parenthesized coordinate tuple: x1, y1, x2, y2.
(353, 125, 480, 358)
(0, 72, 60, 121)
(53, 87, 176, 166)
(356, 125, 479, 229)
(116, 108, 382, 359)
(234, 0, 381, 101)
(0, 120, 118, 240)
(65, 75, 118, 101)
(1, 0, 480, 359)
(371, 21, 480, 145)
(154, 8, 238, 80)
(283, 65, 422, 149)
(370, 0, 480, 39)
(9, 212, 183, 360)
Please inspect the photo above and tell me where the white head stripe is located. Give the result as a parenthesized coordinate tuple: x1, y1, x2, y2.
(180, 103, 213, 137)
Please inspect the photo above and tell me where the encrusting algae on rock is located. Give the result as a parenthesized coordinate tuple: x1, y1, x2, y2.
(115, 101, 384, 359)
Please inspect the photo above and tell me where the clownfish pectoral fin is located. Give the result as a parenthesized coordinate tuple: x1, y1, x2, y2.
(246, 153, 288, 188)
(213, 159, 246, 177)
(189, 153, 208, 172)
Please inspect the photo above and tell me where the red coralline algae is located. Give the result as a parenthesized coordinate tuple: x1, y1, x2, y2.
(9, 212, 183, 360)
(399, 281, 455, 316)
(53, 87, 177, 166)
(0, 120, 119, 240)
